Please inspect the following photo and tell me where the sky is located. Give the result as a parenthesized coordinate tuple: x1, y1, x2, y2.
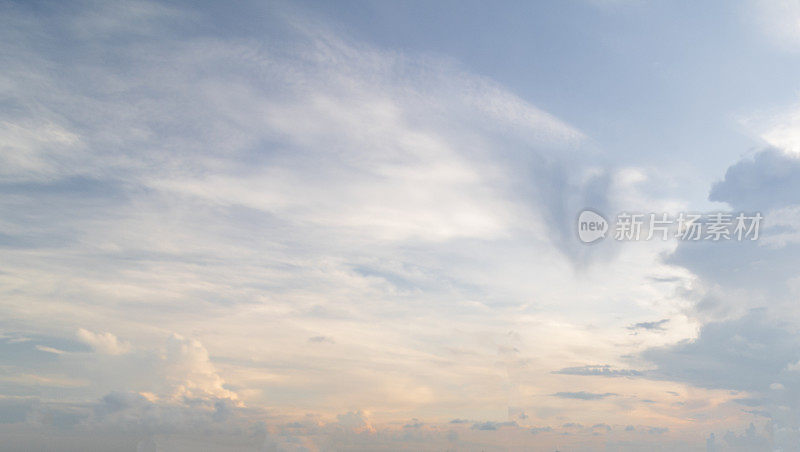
(3, 0, 800, 450)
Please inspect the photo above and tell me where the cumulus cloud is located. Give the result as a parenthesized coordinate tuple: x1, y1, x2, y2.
(161, 334, 239, 403)
(641, 309, 800, 392)
(709, 148, 800, 211)
(663, 148, 800, 319)
(334, 410, 374, 433)
(704, 423, 771, 452)
(639, 140, 800, 450)
(77, 329, 131, 355)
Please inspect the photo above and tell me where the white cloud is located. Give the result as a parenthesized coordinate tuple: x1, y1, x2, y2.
(161, 333, 239, 403)
(34, 345, 68, 355)
(0, 120, 82, 182)
(785, 359, 800, 372)
(77, 329, 132, 356)
(740, 102, 800, 155)
(750, 0, 800, 50)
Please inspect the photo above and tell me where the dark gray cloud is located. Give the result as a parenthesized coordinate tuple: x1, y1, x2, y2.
(403, 419, 423, 429)
(470, 421, 517, 431)
(0, 398, 35, 424)
(645, 147, 800, 450)
(732, 397, 764, 407)
(552, 391, 616, 400)
(665, 232, 798, 310)
(93, 391, 149, 417)
(627, 319, 669, 332)
(666, 149, 800, 306)
(710, 423, 771, 452)
(553, 364, 643, 377)
(709, 149, 800, 211)
(522, 158, 615, 265)
(641, 309, 800, 392)
(471, 421, 497, 431)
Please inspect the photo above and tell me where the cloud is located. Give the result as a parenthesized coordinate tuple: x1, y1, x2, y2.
(0, 120, 82, 183)
(552, 391, 617, 400)
(333, 410, 374, 434)
(93, 390, 150, 417)
(0, 1, 720, 450)
(0, 0, 650, 423)
(592, 423, 612, 432)
(744, 105, 800, 155)
(470, 421, 517, 430)
(34, 345, 68, 355)
(749, 0, 800, 51)
(125, 22, 587, 246)
(403, 418, 423, 429)
(0, 332, 252, 449)
(553, 365, 643, 377)
(627, 319, 670, 332)
(705, 423, 771, 452)
(77, 329, 131, 355)
(663, 149, 800, 319)
(0, 397, 36, 424)
(641, 309, 800, 392)
(709, 148, 800, 211)
(161, 334, 239, 403)
(643, 142, 800, 450)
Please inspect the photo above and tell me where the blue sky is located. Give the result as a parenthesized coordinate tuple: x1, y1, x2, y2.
(4, 0, 800, 451)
